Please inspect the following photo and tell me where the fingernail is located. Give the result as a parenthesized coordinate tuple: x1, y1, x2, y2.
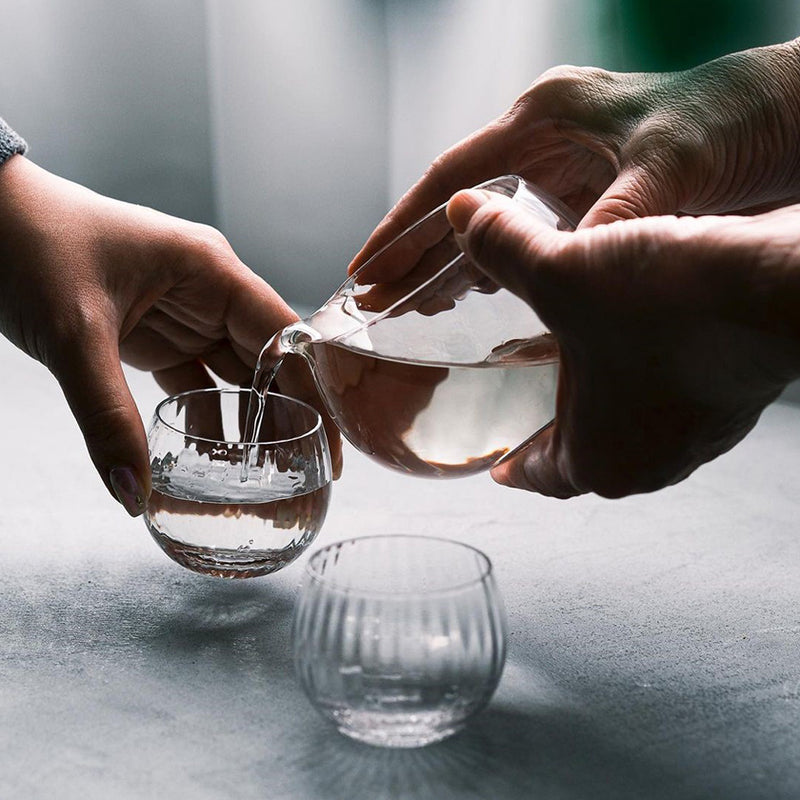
(447, 189, 491, 233)
(109, 467, 146, 517)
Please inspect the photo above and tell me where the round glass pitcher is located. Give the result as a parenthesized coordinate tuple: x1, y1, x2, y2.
(248, 175, 577, 478)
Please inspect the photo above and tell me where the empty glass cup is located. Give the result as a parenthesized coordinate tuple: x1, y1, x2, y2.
(145, 388, 331, 578)
(292, 535, 507, 747)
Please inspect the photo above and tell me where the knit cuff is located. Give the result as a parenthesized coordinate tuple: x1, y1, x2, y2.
(0, 117, 28, 165)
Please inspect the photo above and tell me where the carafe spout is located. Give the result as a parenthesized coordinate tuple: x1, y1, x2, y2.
(240, 319, 321, 483)
(250, 320, 319, 397)
(279, 319, 321, 354)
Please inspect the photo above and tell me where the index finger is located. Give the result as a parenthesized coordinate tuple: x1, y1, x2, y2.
(347, 119, 514, 275)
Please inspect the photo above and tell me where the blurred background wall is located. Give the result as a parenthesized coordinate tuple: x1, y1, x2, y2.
(205, 0, 388, 306)
(0, 0, 216, 224)
(0, 0, 798, 307)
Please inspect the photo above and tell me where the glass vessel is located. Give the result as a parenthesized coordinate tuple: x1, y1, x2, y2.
(145, 388, 331, 578)
(249, 175, 577, 479)
(292, 535, 507, 747)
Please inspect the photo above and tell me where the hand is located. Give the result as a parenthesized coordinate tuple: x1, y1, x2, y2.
(446, 189, 800, 498)
(0, 156, 341, 515)
(350, 38, 800, 273)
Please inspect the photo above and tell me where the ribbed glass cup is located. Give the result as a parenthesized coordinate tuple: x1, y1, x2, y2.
(292, 535, 507, 747)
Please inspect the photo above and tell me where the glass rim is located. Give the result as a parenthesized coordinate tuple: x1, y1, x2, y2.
(153, 387, 323, 446)
(304, 534, 495, 597)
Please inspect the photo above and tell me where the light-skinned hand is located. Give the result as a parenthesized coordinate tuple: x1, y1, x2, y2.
(0, 156, 341, 516)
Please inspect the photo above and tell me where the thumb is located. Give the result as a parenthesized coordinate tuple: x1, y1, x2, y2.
(491, 424, 582, 498)
(447, 190, 583, 498)
(446, 189, 563, 304)
(580, 166, 680, 228)
(52, 325, 151, 517)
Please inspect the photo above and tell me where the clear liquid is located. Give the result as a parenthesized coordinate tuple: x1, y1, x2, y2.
(305, 337, 557, 477)
(240, 334, 285, 483)
(144, 477, 330, 578)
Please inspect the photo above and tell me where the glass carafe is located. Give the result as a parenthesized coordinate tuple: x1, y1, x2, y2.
(249, 175, 577, 478)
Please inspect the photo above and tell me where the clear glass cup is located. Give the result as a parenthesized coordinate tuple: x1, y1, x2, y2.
(292, 535, 507, 747)
(145, 388, 331, 578)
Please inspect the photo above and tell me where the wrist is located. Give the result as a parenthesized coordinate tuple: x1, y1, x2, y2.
(742, 39, 800, 201)
(0, 155, 38, 250)
(678, 39, 800, 209)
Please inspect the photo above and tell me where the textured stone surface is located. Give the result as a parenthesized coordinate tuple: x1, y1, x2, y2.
(2, 334, 800, 799)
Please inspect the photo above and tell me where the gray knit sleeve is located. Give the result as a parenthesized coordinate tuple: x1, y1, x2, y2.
(0, 117, 28, 164)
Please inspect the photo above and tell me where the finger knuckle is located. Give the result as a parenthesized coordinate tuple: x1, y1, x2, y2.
(568, 447, 678, 499)
(195, 224, 233, 256)
(567, 459, 629, 499)
(420, 151, 460, 198)
(511, 65, 613, 120)
(538, 63, 606, 88)
(172, 223, 233, 269)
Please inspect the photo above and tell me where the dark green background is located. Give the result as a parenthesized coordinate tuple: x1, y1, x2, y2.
(600, 0, 797, 70)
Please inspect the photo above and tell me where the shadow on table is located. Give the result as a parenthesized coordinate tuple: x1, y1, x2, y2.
(139, 582, 666, 798)
(143, 575, 297, 673)
(2, 566, 789, 799)
(283, 702, 679, 800)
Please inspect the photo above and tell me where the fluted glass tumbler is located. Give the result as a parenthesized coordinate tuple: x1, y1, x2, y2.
(292, 535, 507, 747)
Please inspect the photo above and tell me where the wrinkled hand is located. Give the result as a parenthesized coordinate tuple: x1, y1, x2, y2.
(446, 189, 800, 498)
(351, 38, 800, 273)
(0, 156, 340, 515)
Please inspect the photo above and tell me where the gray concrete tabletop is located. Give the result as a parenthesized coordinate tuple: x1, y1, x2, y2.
(1, 333, 799, 799)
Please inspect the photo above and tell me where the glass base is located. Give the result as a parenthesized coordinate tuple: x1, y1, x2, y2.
(337, 724, 460, 748)
(147, 528, 305, 579)
(329, 709, 466, 748)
